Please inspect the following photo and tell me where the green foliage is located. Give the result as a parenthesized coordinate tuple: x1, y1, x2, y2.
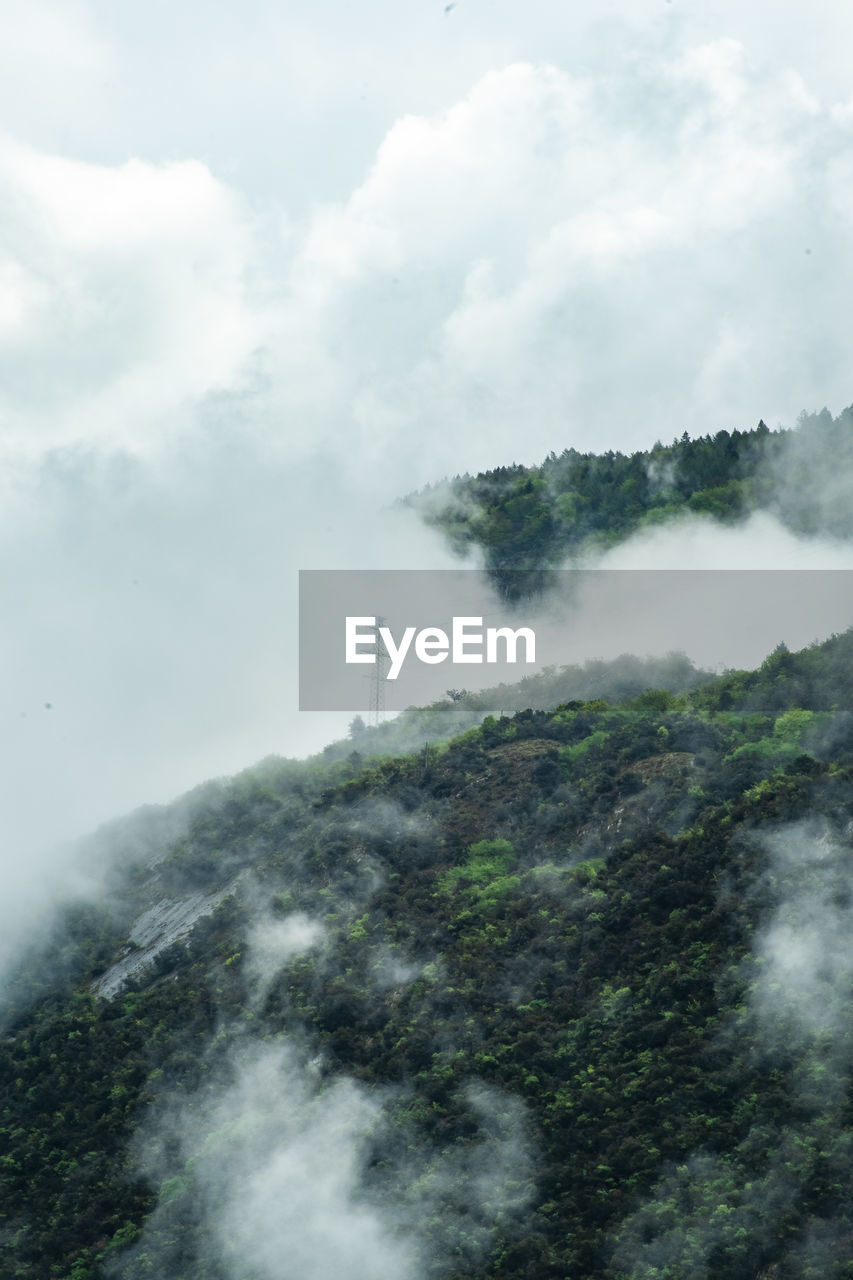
(560, 729, 609, 766)
(774, 707, 817, 741)
(405, 408, 853, 598)
(569, 857, 606, 884)
(4, 631, 853, 1279)
(436, 838, 516, 895)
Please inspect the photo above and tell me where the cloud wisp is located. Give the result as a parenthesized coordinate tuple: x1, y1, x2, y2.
(110, 1037, 533, 1280)
(609, 817, 853, 1277)
(3, 7, 853, 1002)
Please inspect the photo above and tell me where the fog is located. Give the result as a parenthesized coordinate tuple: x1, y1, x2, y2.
(109, 1026, 532, 1279)
(608, 818, 853, 1277)
(3, 1, 853, 992)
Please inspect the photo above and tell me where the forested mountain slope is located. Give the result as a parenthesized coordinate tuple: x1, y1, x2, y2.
(4, 632, 853, 1279)
(405, 407, 853, 596)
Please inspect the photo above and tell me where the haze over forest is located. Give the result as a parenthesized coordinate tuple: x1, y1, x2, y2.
(5, 0, 853, 860)
(3, 3, 853, 1278)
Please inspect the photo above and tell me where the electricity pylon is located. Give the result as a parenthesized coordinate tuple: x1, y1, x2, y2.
(367, 615, 391, 726)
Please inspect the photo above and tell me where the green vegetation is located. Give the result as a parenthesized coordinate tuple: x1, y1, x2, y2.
(406, 406, 853, 597)
(3, 629, 853, 1276)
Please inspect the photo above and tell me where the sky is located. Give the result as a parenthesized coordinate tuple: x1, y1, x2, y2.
(2, 0, 853, 896)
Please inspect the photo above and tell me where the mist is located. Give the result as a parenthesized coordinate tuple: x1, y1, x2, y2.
(747, 819, 853, 1069)
(4, 2, 853, 1005)
(108, 1031, 533, 1280)
(607, 816, 853, 1277)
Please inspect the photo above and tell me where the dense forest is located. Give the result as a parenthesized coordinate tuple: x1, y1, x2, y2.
(405, 406, 853, 597)
(4, 623, 853, 1278)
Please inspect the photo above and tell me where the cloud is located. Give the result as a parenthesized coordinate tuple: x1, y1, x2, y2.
(1, 7, 853, 999)
(2, 7, 853, 1269)
(593, 511, 853, 571)
(609, 818, 853, 1276)
(0, 138, 261, 454)
(111, 1038, 532, 1279)
(748, 820, 853, 1054)
(115, 1041, 420, 1280)
(245, 913, 327, 1006)
(241, 43, 853, 475)
(3, 25, 852, 477)
(0, 0, 112, 140)
(0, 440, 455, 862)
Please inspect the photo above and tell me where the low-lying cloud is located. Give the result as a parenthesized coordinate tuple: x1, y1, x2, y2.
(3, 4, 853, 1002)
(748, 819, 853, 1056)
(110, 1038, 533, 1280)
(609, 817, 853, 1276)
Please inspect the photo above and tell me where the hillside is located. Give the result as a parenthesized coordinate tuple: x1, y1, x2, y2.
(405, 407, 853, 597)
(4, 632, 853, 1278)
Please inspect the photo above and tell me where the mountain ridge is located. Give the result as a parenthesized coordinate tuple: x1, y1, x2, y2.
(404, 406, 853, 596)
(4, 628, 853, 1277)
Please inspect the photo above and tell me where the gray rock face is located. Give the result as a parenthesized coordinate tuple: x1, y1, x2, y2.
(92, 880, 240, 1000)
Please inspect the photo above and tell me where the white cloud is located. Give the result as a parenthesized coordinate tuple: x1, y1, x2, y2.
(1, 5, 853, 995)
(246, 914, 327, 1005)
(0, 139, 262, 454)
(595, 511, 853, 571)
(0, 0, 110, 77)
(749, 822, 853, 1048)
(2, 33, 851, 476)
(121, 1043, 420, 1280)
(246, 44, 853, 474)
(115, 1038, 532, 1279)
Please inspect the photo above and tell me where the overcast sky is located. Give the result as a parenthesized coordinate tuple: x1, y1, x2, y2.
(2, 0, 853, 895)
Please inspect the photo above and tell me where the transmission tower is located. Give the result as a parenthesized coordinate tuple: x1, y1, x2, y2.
(367, 615, 392, 726)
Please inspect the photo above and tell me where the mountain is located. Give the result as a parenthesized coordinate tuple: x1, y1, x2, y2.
(4, 627, 853, 1279)
(404, 407, 853, 596)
